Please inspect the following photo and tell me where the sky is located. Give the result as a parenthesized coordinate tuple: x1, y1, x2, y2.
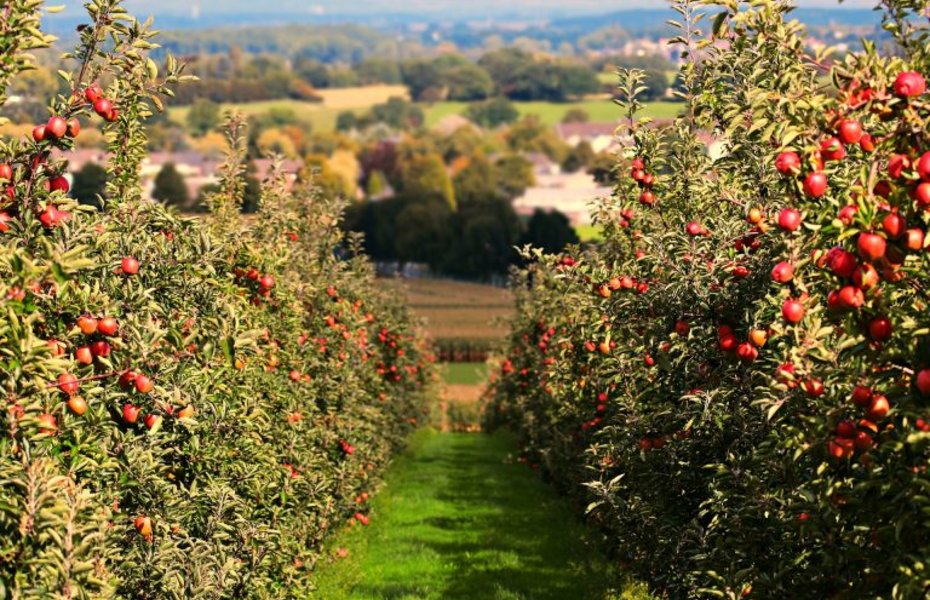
(50, 0, 879, 19)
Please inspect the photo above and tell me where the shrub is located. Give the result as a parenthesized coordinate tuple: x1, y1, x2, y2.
(0, 2, 430, 597)
(488, 1, 930, 598)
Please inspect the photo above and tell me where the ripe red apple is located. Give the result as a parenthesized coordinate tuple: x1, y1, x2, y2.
(837, 119, 863, 144)
(93, 98, 113, 119)
(916, 369, 930, 395)
(134, 375, 154, 394)
(67, 396, 87, 416)
(46, 116, 67, 139)
(857, 233, 886, 262)
(820, 138, 846, 162)
(0, 163, 13, 181)
(894, 71, 926, 97)
(177, 404, 195, 419)
(778, 208, 802, 232)
(882, 213, 906, 239)
(865, 394, 890, 421)
(134, 515, 152, 538)
(837, 204, 858, 225)
(771, 262, 794, 284)
(58, 373, 79, 396)
(826, 248, 857, 278)
(77, 316, 98, 335)
(118, 370, 138, 390)
(804, 378, 824, 398)
(836, 420, 857, 438)
(75, 346, 93, 365)
(904, 228, 925, 252)
(639, 190, 655, 205)
(852, 264, 879, 290)
(90, 340, 111, 358)
(122, 403, 141, 424)
(32, 125, 46, 142)
(859, 133, 875, 153)
(121, 256, 140, 275)
(888, 154, 910, 179)
(259, 275, 275, 290)
(775, 151, 801, 175)
(782, 299, 805, 324)
(851, 385, 873, 407)
(84, 85, 102, 103)
(49, 176, 69, 193)
(144, 414, 162, 429)
(736, 342, 758, 363)
(37, 413, 57, 434)
(916, 151, 930, 182)
(837, 285, 865, 309)
(803, 172, 828, 197)
(66, 117, 81, 137)
(97, 317, 118, 336)
(868, 316, 893, 342)
(853, 431, 873, 451)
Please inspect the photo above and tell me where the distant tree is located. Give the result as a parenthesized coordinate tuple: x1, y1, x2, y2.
(366, 170, 388, 198)
(453, 154, 500, 207)
(465, 97, 519, 128)
(447, 200, 522, 278)
(444, 62, 494, 101)
(561, 141, 596, 173)
(397, 152, 455, 210)
(588, 152, 618, 185)
(241, 161, 262, 213)
(71, 163, 107, 208)
(506, 116, 570, 163)
(478, 48, 535, 96)
(186, 98, 221, 136)
(353, 57, 402, 85)
(152, 163, 190, 208)
(293, 56, 330, 88)
(401, 59, 443, 101)
(641, 68, 671, 101)
(393, 198, 453, 270)
(520, 209, 579, 254)
(562, 108, 590, 123)
(493, 154, 535, 200)
(370, 97, 424, 130)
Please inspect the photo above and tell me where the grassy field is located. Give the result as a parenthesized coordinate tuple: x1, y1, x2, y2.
(441, 362, 490, 386)
(381, 278, 513, 343)
(423, 99, 682, 128)
(169, 85, 681, 133)
(168, 84, 409, 132)
(311, 430, 649, 600)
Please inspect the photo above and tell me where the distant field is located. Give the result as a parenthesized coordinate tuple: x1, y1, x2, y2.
(441, 362, 490, 386)
(380, 278, 513, 343)
(169, 85, 681, 133)
(168, 84, 409, 132)
(423, 99, 681, 127)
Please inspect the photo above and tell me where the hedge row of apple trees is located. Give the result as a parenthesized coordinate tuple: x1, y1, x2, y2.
(487, 1, 930, 598)
(0, 2, 431, 598)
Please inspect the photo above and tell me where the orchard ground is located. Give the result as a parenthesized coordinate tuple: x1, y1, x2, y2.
(311, 430, 652, 600)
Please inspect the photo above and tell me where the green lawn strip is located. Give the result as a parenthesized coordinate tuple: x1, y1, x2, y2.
(312, 430, 650, 600)
(423, 100, 681, 128)
(440, 362, 490, 386)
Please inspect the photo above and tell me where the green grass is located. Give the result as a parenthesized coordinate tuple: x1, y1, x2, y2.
(423, 99, 682, 128)
(576, 224, 605, 242)
(312, 430, 650, 600)
(440, 362, 489, 386)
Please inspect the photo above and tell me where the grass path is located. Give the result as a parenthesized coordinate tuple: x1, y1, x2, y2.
(312, 430, 647, 600)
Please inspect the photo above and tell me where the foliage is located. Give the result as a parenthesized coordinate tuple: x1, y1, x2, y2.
(71, 162, 107, 208)
(464, 97, 519, 129)
(0, 3, 430, 598)
(487, 1, 930, 598)
(151, 162, 191, 208)
(186, 98, 221, 136)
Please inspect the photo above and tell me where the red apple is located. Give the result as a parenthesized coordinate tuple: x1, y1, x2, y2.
(837, 119, 863, 145)
(894, 71, 926, 97)
(868, 316, 893, 342)
(882, 213, 906, 239)
(782, 299, 805, 323)
(771, 262, 794, 284)
(803, 172, 828, 197)
(122, 403, 141, 424)
(778, 208, 802, 232)
(46, 116, 67, 139)
(775, 151, 801, 175)
(857, 233, 886, 262)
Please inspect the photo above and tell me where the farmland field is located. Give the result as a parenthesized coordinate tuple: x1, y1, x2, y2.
(168, 85, 681, 133)
(380, 278, 513, 343)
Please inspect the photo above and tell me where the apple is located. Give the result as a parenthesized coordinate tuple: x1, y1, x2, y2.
(857, 233, 886, 262)
(836, 420, 857, 438)
(826, 248, 857, 278)
(121, 256, 140, 275)
(894, 71, 926, 97)
(865, 394, 890, 421)
(75, 346, 93, 365)
(97, 317, 118, 336)
(58, 373, 80, 396)
(778, 208, 802, 232)
(177, 405, 195, 419)
(37, 413, 57, 433)
(736, 342, 758, 363)
(77, 316, 98, 335)
(771, 262, 794, 284)
(803, 172, 828, 197)
(837, 204, 858, 225)
(837, 119, 863, 144)
(639, 190, 655, 205)
(882, 213, 906, 239)
(93, 98, 113, 119)
(118, 370, 138, 390)
(48, 176, 69, 193)
(837, 285, 864, 309)
(868, 316, 893, 342)
(134, 515, 152, 538)
(782, 299, 805, 324)
(851, 385, 872, 407)
(134, 375, 154, 394)
(32, 125, 46, 142)
(820, 138, 846, 162)
(66, 117, 80, 137)
(67, 396, 87, 416)
(749, 329, 768, 347)
(775, 151, 801, 175)
(122, 403, 141, 424)
(888, 154, 910, 179)
(852, 264, 879, 290)
(904, 228, 924, 252)
(0, 163, 13, 181)
(916, 369, 930, 395)
(90, 340, 111, 358)
(46, 116, 67, 139)
(859, 133, 875, 153)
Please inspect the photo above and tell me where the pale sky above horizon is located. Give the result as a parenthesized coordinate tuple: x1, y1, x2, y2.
(51, 0, 880, 18)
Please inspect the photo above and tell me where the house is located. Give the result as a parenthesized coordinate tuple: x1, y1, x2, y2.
(554, 122, 623, 153)
(512, 170, 612, 227)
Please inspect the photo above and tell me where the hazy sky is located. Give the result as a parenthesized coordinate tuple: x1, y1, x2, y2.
(51, 0, 879, 18)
